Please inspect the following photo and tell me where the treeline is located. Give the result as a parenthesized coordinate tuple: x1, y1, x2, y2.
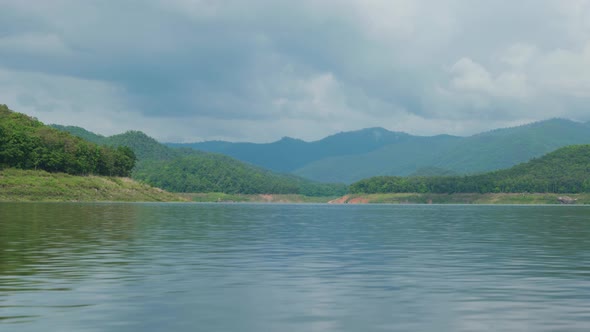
(54, 126, 347, 196)
(350, 145, 590, 194)
(134, 155, 347, 195)
(0, 105, 135, 176)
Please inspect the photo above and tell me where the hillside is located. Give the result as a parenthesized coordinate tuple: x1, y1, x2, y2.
(349, 144, 590, 194)
(50, 124, 107, 144)
(296, 119, 590, 183)
(0, 105, 135, 177)
(293, 135, 460, 183)
(55, 127, 346, 196)
(430, 118, 590, 174)
(173, 119, 590, 183)
(0, 169, 185, 202)
(169, 127, 413, 172)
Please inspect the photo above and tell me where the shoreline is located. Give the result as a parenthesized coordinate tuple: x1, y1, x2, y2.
(2, 169, 588, 204)
(185, 192, 589, 205)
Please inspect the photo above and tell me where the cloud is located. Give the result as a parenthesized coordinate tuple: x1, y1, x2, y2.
(449, 58, 531, 99)
(1, 0, 590, 141)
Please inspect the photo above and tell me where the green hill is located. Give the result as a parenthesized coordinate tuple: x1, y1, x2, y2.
(55, 127, 346, 196)
(0, 105, 135, 177)
(430, 118, 590, 174)
(0, 168, 185, 202)
(295, 119, 590, 183)
(350, 144, 590, 194)
(172, 119, 590, 183)
(50, 124, 107, 145)
(293, 135, 460, 183)
(168, 127, 414, 173)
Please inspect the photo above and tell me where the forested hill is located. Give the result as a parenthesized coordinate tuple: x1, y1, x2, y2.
(350, 145, 590, 194)
(0, 105, 135, 176)
(53, 126, 346, 196)
(168, 127, 415, 173)
(50, 124, 106, 144)
(171, 119, 590, 183)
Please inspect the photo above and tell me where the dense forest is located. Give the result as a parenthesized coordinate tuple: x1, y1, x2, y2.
(53, 125, 347, 196)
(350, 145, 590, 194)
(0, 105, 135, 176)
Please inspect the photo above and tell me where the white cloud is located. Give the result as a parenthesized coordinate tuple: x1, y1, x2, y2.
(500, 44, 537, 67)
(534, 43, 590, 97)
(449, 58, 531, 99)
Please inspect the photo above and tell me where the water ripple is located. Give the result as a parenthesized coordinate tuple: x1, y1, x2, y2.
(1, 203, 590, 331)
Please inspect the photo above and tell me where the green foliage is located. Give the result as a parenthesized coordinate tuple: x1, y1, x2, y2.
(133, 153, 347, 195)
(55, 123, 347, 196)
(104, 131, 178, 161)
(350, 145, 590, 194)
(0, 105, 135, 176)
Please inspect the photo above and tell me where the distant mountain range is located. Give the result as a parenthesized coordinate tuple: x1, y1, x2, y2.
(170, 118, 590, 183)
(168, 127, 413, 173)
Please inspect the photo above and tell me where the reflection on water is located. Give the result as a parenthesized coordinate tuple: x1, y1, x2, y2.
(1, 203, 590, 331)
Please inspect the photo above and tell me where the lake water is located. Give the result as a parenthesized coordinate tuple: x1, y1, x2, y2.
(1, 203, 590, 331)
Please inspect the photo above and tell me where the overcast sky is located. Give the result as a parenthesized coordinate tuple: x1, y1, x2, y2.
(1, 0, 590, 142)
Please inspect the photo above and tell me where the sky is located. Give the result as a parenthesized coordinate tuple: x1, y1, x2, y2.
(1, 0, 590, 143)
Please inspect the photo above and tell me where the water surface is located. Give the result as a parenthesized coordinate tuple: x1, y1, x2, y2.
(1, 203, 590, 331)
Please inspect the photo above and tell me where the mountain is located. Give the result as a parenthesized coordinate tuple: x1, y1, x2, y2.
(295, 118, 590, 183)
(429, 118, 590, 173)
(350, 144, 590, 194)
(168, 127, 413, 172)
(173, 118, 590, 183)
(54, 127, 346, 196)
(409, 167, 458, 177)
(293, 134, 461, 183)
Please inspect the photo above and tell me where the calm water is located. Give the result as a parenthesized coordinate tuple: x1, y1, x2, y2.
(1, 203, 590, 331)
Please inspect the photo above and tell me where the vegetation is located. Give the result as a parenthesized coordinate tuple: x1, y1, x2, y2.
(0, 105, 135, 176)
(134, 155, 346, 195)
(169, 127, 413, 173)
(173, 119, 590, 184)
(296, 119, 590, 183)
(350, 145, 590, 194)
(0, 169, 186, 202)
(54, 126, 347, 196)
(50, 124, 107, 144)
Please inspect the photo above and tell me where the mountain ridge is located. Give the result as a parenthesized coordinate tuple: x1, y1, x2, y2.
(52, 124, 347, 196)
(170, 118, 590, 183)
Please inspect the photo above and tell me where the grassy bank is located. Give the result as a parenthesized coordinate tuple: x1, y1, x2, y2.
(0, 169, 187, 202)
(2, 168, 587, 204)
(335, 193, 590, 204)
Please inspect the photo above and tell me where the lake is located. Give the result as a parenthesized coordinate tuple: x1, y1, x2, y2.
(1, 203, 590, 331)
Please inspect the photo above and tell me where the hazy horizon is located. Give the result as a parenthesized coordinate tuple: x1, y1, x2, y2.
(48, 115, 586, 144)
